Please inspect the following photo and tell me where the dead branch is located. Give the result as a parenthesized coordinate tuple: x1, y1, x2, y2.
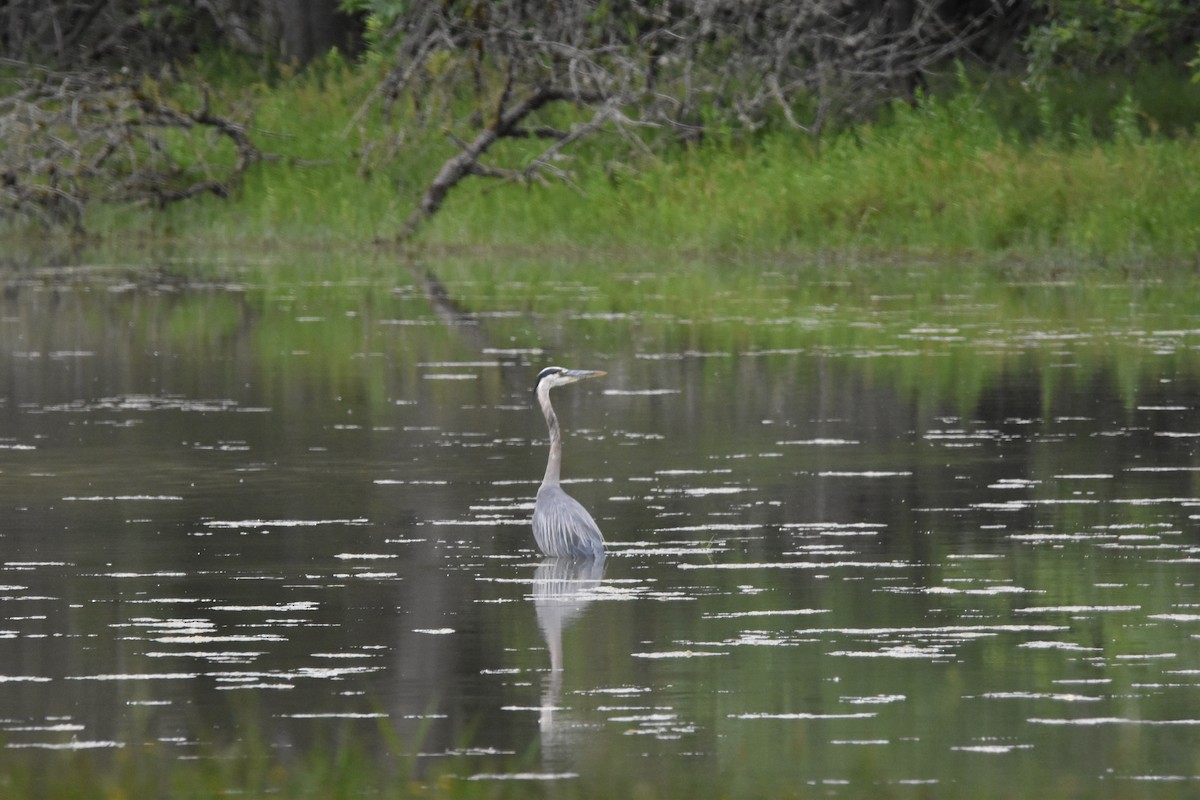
(397, 85, 605, 240)
(524, 105, 616, 180)
(371, 0, 1006, 240)
(0, 62, 268, 229)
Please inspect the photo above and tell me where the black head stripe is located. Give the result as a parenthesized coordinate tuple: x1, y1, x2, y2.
(536, 366, 565, 382)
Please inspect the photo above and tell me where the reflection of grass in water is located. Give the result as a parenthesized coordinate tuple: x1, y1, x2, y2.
(0, 711, 543, 799)
(423, 251, 1200, 408)
(10, 248, 1200, 416)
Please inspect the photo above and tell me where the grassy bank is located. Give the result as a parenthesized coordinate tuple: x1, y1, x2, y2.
(72, 59, 1200, 263)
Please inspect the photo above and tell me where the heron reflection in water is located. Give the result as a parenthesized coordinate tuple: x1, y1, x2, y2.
(532, 366, 606, 560)
(534, 556, 606, 768)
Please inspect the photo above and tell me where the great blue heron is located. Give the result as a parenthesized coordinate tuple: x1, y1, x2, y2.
(532, 366, 606, 560)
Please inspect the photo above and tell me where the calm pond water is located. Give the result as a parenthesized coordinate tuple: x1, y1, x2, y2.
(1, 253, 1199, 795)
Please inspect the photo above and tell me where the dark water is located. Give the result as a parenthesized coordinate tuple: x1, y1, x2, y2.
(1, 257, 1199, 795)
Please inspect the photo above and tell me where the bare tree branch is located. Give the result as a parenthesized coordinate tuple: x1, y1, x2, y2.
(0, 62, 269, 230)
(397, 84, 604, 240)
(367, 0, 1004, 240)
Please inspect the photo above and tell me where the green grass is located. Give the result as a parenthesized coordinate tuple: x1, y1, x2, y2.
(0, 740, 473, 800)
(47, 58, 1200, 263)
(421, 85, 1200, 259)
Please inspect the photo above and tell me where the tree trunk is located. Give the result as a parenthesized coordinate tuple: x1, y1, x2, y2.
(268, 0, 363, 65)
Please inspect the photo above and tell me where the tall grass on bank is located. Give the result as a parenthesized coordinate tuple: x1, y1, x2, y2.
(82, 59, 1200, 262)
(427, 88, 1200, 259)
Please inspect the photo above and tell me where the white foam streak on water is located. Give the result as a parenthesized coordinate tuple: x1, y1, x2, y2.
(1113, 497, 1200, 505)
(703, 632, 814, 647)
(679, 560, 911, 571)
(41, 395, 245, 413)
(612, 547, 727, 557)
(468, 772, 579, 781)
(731, 712, 877, 720)
(154, 635, 287, 644)
(777, 438, 860, 446)
(6, 741, 124, 750)
(653, 523, 762, 532)
(702, 609, 830, 619)
(204, 519, 370, 528)
(989, 478, 1041, 488)
(1014, 605, 1141, 614)
(1127, 466, 1200, 473)
(842, 695, 906, 705)
(577, 686, 651, 696)
(114, 617, 213, 631)
(290, 666, 382, 679)
(146, 651, 264, 663)
(830, 646, 948, 659)
(5, 724, 84, 732)
(63, 495, 183, 502)
(782, 522, 885, 534)
(283, 712, 388, 719)
(980, 499, 1103, 510)
(1009, 533, 1115, 542)
(210, 602, 319, 612)
(924, 431, 998, 441)
(66, 673, 201, 681)
(795, 624, 1066, 636)
(605, 713, 676, 723)
(978, 692, 1103, 702)
(1019, 641, 1103, 652)
(951, 744, 1034, 754)
(1030, 718, 1200, 726)
(881, 585, 1037, 596)
(1114, 652, 1177, 660)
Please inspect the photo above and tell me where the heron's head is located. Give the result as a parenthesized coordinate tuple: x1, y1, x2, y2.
(536, 366, 607, 391)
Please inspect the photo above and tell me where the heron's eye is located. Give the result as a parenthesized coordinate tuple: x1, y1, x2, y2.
(536, 366, 564, 382)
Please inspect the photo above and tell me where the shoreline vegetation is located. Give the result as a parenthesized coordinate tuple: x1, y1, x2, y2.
(75, 59, 1200, 266)
(3, 1, 1199, 267)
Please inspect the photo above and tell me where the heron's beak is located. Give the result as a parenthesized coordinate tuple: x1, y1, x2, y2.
(562, 369, 606, 383)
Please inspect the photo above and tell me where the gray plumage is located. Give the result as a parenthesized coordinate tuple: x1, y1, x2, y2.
(531, 366, 606, 560)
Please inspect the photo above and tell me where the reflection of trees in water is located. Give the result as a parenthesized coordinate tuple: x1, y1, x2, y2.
(533, 557, 605, 771)
(12, 267, 1200, 763)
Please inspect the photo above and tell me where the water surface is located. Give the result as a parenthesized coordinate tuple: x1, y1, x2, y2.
(1, 254, 1199, 795)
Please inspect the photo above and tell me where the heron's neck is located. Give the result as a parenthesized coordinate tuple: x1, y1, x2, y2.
(538, 384, 562, 487)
